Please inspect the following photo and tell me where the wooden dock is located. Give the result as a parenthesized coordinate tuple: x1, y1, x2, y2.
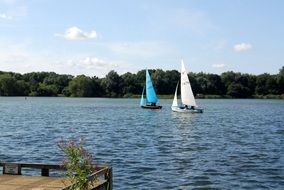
(0, 162, 112, 190)
(0, 174, 68, 190)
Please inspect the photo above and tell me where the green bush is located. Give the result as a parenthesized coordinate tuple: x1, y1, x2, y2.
(58, 138, 95, 190)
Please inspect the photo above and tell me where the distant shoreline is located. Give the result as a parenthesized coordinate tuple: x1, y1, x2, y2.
(125, 94, 284, 99)
(1, 94, 283, 99)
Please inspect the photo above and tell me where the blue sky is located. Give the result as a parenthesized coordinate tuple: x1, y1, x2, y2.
(0, 0, 283, 76)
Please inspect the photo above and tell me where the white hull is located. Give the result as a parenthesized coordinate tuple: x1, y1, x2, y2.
(171, 106, 203, 113)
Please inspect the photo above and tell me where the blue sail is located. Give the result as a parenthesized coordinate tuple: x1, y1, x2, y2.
(140, 86, 145, 106)
(146, 69, 158, 103)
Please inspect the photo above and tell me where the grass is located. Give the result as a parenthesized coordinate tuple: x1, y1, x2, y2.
(252, 94, 284, 99)
(123, 94, 284, 99)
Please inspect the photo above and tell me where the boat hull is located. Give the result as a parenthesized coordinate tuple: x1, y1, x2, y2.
(141, 105, 162, 109)
(171, 106, 203, 113)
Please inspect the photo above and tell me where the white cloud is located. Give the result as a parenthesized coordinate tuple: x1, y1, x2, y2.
(67, 57, 118, 69)
(234, 43, 252, 52)
(0, 13, 12, 20)
(62, 56, 126, 76)
(0, 40, 131, 76)
(212, 64, 226, 68)
(80, 57, 108, 67)
(56, 26, 97, 40)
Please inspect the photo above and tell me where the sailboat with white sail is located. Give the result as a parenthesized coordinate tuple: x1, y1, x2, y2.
(171, 60, 203, 113)
(140, 69, 162, 109)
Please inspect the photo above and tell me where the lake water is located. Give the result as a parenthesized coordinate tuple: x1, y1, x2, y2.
(0, 97, 283, 189)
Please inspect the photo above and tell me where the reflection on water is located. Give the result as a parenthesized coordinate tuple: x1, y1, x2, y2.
(0, 97, 283, 189)
(171, 111, 197, 123)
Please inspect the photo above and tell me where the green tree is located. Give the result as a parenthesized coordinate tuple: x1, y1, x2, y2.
(1, 66, 283, 98)
(68, 75, 94, 97)
(43, 73, 73, 94)
(255, 73, 278, 95)
(196, 73, 208, 94)
(36, 83, 59, 96)
(227, 83, 250, 98)
(277, 66, 284, 94)
(188, 72, 199, 95)
(221, 71, 255, 97)
(207, 74, 225, 95)
(23, 72, 50, 83)
(121, 72, 140, 95)
(102, 70, 122, 97)
(16, 80, 30, 96)
(151, 69, 167, 94)
(221, 71, 238, 89)
(164, 70, 180, 94)
(194, 73, 225, 95)
(0, 74, 18, 96)
(136, 69, 146, 93)
(240, 74, 256, 96)
(91, 77, 104, 97)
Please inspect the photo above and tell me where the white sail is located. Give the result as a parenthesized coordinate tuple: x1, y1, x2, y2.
(140, 86, 145, 106)
(172, 82, 179, 107)
(180, 60, 197, 107)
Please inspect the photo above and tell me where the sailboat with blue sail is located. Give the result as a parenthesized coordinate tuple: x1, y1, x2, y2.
(140, 69, 162, 109)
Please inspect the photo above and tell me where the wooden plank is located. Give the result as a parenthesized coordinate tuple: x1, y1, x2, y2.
(0, 175, 108, 190)
(0, 175, 67, 190)
(0, 162, 108, 173)
(3, 163, 21, 175)
(0, 163, 112, 190)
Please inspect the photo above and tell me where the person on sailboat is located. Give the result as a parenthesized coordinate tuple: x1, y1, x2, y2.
(184, 105, 195, 110)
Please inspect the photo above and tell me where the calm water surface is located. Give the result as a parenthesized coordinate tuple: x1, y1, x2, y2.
(0, 97, 283, 189)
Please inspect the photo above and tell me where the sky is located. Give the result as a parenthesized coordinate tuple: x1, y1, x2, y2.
(0, 0, 283, 77)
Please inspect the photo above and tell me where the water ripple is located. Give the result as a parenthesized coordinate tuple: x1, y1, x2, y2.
(0, 98, 284, 189)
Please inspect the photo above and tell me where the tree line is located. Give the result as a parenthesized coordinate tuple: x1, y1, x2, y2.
(0, 66, 283, 98)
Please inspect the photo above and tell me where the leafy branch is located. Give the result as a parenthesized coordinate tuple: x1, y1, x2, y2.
(58, 138, 95, 190)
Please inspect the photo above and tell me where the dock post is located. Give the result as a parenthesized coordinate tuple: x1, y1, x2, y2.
(41, 168, 49, 176)
(107, 167, 113, 190)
